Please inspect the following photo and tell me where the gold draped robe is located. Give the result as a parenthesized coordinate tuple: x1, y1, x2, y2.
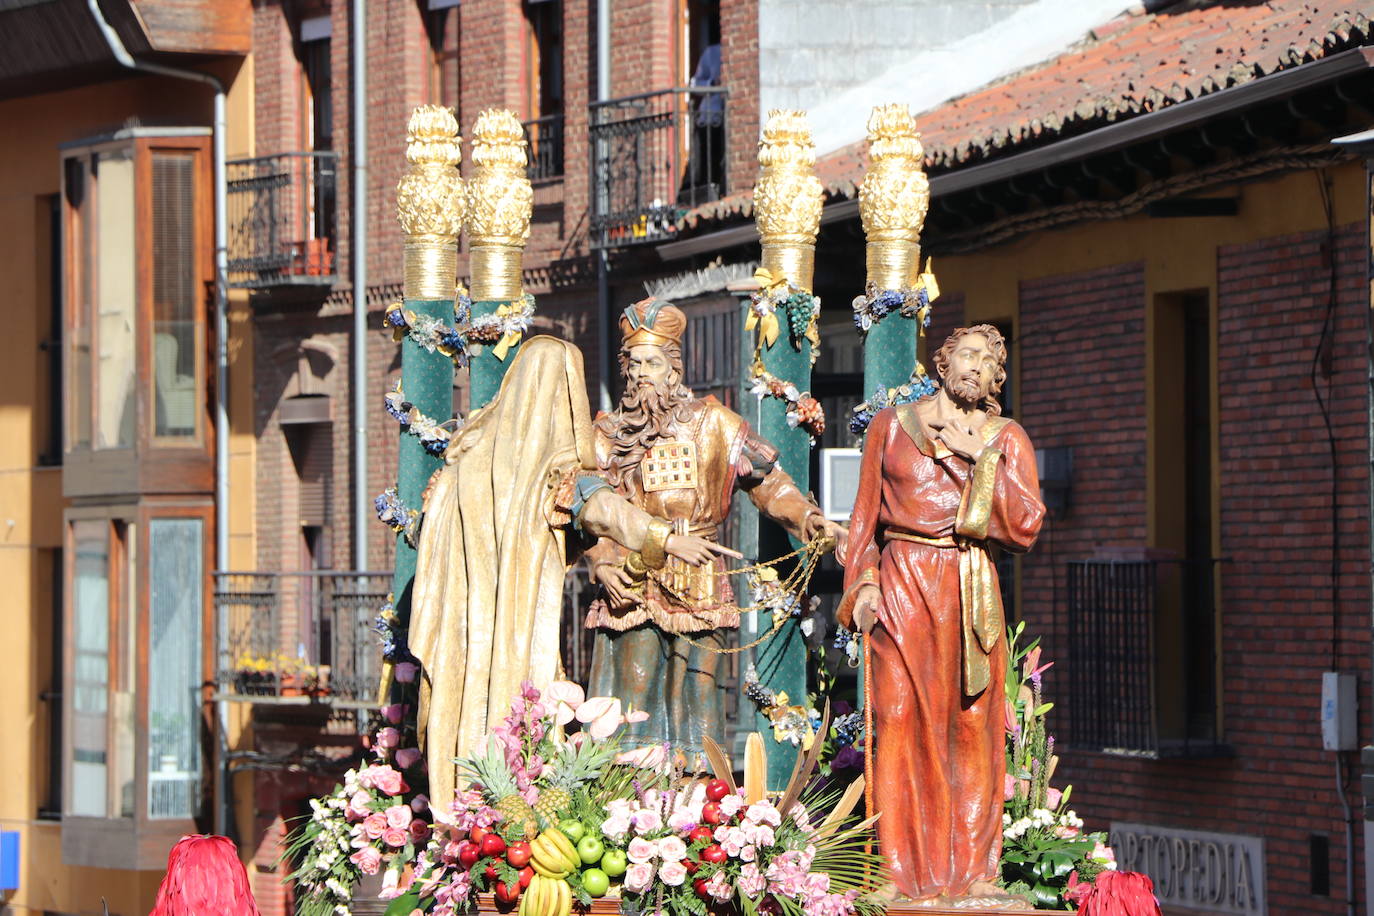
(409, 336, 598, 807)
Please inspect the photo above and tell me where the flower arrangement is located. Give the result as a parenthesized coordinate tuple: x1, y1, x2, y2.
(848, 281, 932, 337)
(1000, 622, 1116, 909)
(284, 709, 431, 916)
(232, 652, 329, 696)
(311, 682, 882, 916)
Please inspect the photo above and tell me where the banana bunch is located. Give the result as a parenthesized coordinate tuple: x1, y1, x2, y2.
(520, 873, 573, 916)
(529, 829, 579, 879)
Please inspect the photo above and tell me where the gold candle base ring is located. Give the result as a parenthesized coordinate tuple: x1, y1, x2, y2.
(865, 238, 919, 292)
(469, 244, 525, 301)
(761, 242, 816, 293)
(404, 237, 459, 299)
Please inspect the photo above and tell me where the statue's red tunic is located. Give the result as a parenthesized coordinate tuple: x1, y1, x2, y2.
(840, 404, 1045, 900)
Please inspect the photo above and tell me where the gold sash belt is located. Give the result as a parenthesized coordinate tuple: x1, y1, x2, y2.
(880, 527, 1004, 697)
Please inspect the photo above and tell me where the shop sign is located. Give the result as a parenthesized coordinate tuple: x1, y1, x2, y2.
(1110, 822, 1266, 915)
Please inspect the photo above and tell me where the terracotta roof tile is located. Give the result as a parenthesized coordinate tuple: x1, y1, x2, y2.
(678, 0, 1374, 232)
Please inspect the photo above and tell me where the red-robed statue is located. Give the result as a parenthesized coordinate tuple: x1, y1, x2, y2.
(839, 324, 1045, 906)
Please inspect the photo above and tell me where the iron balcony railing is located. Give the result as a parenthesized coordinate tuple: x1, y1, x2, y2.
(1065, 557, 1223, 757)
(226, 152, 338, 288)
(214, 571, 390, 709)
(524, 114, 565, 182)
(590, 86, 727, 249)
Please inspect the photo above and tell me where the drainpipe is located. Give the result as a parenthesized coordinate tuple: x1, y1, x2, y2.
(352, 0, 368, 570)
(85, 0, 232, 835)
(595, 0, 612, 411)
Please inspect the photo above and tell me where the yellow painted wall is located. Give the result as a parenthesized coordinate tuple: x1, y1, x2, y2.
(0, 54, 254, 916)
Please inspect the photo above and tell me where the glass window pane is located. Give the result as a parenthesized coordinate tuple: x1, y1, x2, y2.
(69, 520, 109, 817)
(112, 522, 136, 818)
(152, 153, 201, 440)
(95, 149, 136, 450)
(148, 518, 202, 818)
(66, 157, 92, 451)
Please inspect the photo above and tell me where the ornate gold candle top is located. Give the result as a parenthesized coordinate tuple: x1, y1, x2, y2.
(396, 105, 465, 299)
(858, 104, 929, 291)
(466, 109, 533, 301)
(754, 109, 824, 292)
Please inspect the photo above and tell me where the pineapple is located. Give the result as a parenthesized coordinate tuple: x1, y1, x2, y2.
(456, 739, 538, 838)
(535, 738, 618, 824)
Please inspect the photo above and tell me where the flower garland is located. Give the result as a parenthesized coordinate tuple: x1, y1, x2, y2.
(373, 595, 411, 663)
(847, 362, 940, 437)
(748, 362, 826, 443)
(375, 486, 421, 548)
(849, 264, 938, 338)
(465, 292, 535, 362)
(384, 287, 474, 367)
(385, 381, 463, 456)
(745, 268, 822, 358)
(743, 268, 827, 442)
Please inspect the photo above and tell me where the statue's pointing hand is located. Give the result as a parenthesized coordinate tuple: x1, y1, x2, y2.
(666, 535, 743, 567)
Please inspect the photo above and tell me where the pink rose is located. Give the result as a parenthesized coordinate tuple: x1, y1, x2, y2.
(738, 862, 766, 897)
(706, 870, 734, 902)
(718, 793, 745, 819)
(1046, 786, 1063, 810)
(658, 860, 688, 886)
(349, 790, 373, 819)
(373, 766, 406, 796)
(410, 819, 432, 843)
(350, 846, 382, 875)
(382, 703, 405, 724)
(382, 826, 409, 848)
(377, 727, 401, 749)
(1003, 773, 1016, 801)
(623, 861, 655, 894)
(744, 801, 781, 827)
(385, 804, 413, 829)
(393, 661, 419, 683)
(657, 836, 687, 862)
(627, 837, 657, 864)
(364, 812, 388, 840)
(1053, 824, 1081, 839)
(632, 808, 663, 835)
(395, 747, 421, 769)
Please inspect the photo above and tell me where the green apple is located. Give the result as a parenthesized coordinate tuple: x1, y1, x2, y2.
(599, 848, 628, 877)
(558, 820, 587, 843)
(582, 867, 610, 898)
(577, 835, 605, 865)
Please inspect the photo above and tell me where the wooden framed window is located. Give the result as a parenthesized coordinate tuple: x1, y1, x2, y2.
(60, 132, 214, 499)
(426, 1, 461, 117)
(61, 502, 212, 867)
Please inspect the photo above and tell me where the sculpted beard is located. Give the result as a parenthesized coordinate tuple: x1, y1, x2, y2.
(945, 372, 984, 407)
(598, 354, 693, 487)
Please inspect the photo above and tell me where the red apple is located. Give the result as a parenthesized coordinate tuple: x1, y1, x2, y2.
(685, 858, 699, 874)
(484, 861, 498, 881)
(701, 801, 723, 825)
(700, 844, 727, 864)
(494, 878, 521, 904)
(518, 865, 534, 889)
(705, 779, 730, 802)
(480, 832, 507, 858)
(506, 840, 531, 868)
(694, 877, 711, 899)
(469, 825, 490, 844)
(688, 826, 714, 845)
(457, 841, 480, 869)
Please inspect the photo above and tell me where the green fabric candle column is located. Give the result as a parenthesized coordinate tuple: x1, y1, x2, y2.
(391, 106, 465, 628)
(750, 111, 825, 789)
(466, 109, 535, 410)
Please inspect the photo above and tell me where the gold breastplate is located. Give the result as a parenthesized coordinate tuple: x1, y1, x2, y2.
(641, 440, 699, 493)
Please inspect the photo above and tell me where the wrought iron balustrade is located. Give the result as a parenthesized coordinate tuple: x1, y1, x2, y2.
(524, 114, 565, 182)
(1065, 557, 1223, 757)
(590, 86, 727, 249)
(214, 571, 390, 708)
(226, 152, 338, 287)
